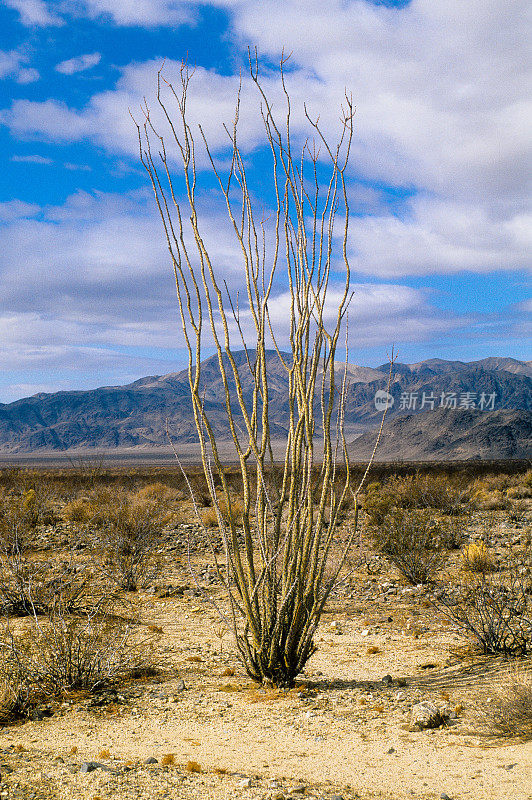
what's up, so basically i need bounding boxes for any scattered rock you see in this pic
[80,761,117,774]
[144,756,158,764]
[238,777,252,788]
[411,701,446,730]
[382,674,393,685]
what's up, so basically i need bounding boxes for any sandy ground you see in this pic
[1,551,531,800]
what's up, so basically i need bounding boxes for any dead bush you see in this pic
[482,671,532,739]
[93,493,168,591]
[0,598,151,697]
[368,508,450,585]
[434,554,532,655]
[0,502,90,616]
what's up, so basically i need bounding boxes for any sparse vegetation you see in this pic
[0,595,150,700]
[482,671,532,740]
[462,541,495,573]
[93,491,169,591]
[367,508,451,585]
[435,553,532,655]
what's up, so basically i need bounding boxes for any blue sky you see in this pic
[0,0,530,403]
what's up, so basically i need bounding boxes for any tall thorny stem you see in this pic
[135,54,374,686]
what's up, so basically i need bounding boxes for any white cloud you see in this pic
[0,49,40,83]
[63,161,92,171]
[63,0,195,27]
[55,52,101,75]
[230,0,531,210]
[348,198,531,277]
[11,153,52,164]
[0,99,95,142]
[0,199,40,221]
[4,0,63,26]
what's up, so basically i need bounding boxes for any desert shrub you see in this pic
[482,671,532,740]
[62,497,94,524]
[0,498,90,616]
[135,482,180,503]
[388,473,464,513]
[363,473,466,530]
[201,494,244,529]
[523,470,532,489]
[363,487,394,526]
[473,489,509,511]
[0,599,150,698]
[508,499,529,524]
[507,484,532,499]
[93,493,168,591]
[462,542,495,574]
[368,508,450,584]
[201,506,218,529]
[435,554,532,655]
[475,473,513,493]
[0,486,56,529]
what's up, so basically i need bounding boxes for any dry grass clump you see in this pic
[462,542,495,573]
[62,497,94,524]
[482,671,532,740]
[92,492,169,591]
[135,482,181,503]
[201,495,244,529]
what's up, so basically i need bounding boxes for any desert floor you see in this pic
[1,532,531,800]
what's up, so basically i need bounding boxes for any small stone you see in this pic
[144,757,158,764]
[411,701,445,730]
[290,785,306,794]
[387,747,396,754]
[174,678,186,693]
[238,777,252,788]
[80,762,98,773]
[382,674,393,685]
[361,629,370,636]
[80,761,116,774]
[440,794,452,800]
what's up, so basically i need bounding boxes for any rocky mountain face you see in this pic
[0,352,530,458]
[349,408,531,461]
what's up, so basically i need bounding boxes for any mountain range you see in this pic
[0,354,530,459]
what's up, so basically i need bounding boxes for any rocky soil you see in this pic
[0,510,531,800]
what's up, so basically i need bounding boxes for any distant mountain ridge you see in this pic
[0,353,530,458]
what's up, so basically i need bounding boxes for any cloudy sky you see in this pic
[0,0,530,404]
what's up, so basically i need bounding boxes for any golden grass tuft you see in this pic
[462,541,495,573]
[160,753,175,766]
[98,749,110,760]
[185,760,202,773]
